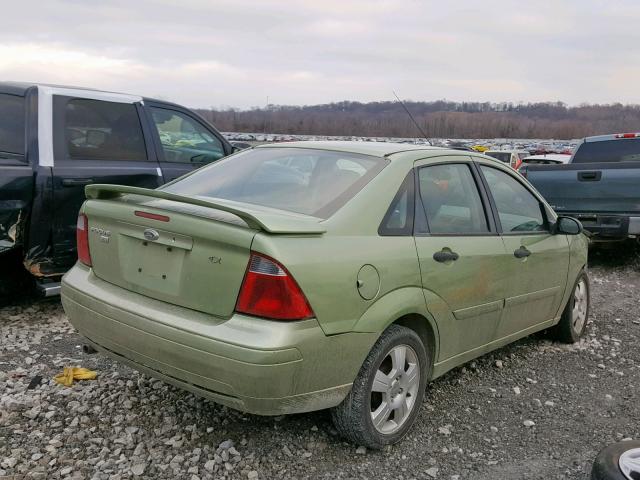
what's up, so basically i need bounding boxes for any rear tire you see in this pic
[551,270,590,343]
[591,440,640,480]
[331,324,429,449]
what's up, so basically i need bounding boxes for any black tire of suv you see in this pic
[591,440,640,480]
[331,324,429,450]
[551,269,590,344]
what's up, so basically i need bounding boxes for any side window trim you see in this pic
[135,103,160,165]
[476,162,551,235]
[378,169,415,236]
[470,161,501,234]
[414,160,497,237]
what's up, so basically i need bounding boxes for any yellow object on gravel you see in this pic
[54,367,97,387]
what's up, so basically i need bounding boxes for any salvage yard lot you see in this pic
[1,245,639,480]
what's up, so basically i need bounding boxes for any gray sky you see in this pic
[2,0,639,109]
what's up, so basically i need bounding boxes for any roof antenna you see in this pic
[393,90,429,143]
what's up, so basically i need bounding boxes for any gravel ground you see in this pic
[1,243,639,480]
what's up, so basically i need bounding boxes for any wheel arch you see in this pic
[351,286,440,378]
[391,313,437,379]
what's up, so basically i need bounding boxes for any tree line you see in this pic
[194,101,640,139]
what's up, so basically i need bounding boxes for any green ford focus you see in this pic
[61,142,589,448]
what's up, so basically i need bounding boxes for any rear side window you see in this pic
[151,108,225,164]
[480,166,546,233]
[379,170,414,236]
[64,99,147,161]
[417,163,489,234]
[0,93,25,156]
[572,138,640,163]
[164,147,387,218]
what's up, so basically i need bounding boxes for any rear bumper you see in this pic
[567,213,640,240]
[61,264,377,415]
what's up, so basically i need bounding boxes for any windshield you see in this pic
[163,147,387,218]
[0,93,25,156]
[485,152,511,163]
[573,138,640,163]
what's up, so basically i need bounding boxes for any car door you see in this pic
[50,95,163,271]
[477,162,570,339]
[144,102,230,183]
[0,90,32,255]
[413,156,511,361]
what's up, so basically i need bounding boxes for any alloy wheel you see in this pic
[370,344,420,434]
[572,278,588,333]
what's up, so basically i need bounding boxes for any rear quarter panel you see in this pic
[250,159,426,335]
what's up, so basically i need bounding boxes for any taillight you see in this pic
[235,253,314,321]
[76,213,92,267]
[614,133,640,139]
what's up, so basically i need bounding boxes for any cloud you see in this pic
[1,0,639,108]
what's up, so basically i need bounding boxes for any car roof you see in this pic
[0,80,166,103]
[255,141,445,158]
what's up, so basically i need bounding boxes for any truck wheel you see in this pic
[591,440,640,480]
[331,324,429,449]
[551,270,590,343]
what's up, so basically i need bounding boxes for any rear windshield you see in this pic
[164,147,387,218]
[486,152,511,163]
[573,138,640,163]
[0,93,25,156]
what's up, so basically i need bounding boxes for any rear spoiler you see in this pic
[85,184,326,235]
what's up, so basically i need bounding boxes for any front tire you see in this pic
[552,270,590,343]
[331,324,429,449]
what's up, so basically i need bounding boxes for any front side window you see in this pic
[417,163,488,234]
[151,108,224,164]
[0,93,25,156]
[164,147,386,218]
[65,99,147,161]
[480,166,546,233]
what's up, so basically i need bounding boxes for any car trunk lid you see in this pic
[82,185,325,317]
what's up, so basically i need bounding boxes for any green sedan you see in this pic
[61,142,589,448]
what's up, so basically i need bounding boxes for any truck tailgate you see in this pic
[525,162,640,214]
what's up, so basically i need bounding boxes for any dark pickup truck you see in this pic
[0,82,236,295]
[521,133,640,242]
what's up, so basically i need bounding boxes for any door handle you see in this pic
[513,246,531,258]
[62,178,93,187]
[577,171,601,182]
[433,249,459,263]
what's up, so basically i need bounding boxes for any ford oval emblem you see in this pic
[143,229,160,241]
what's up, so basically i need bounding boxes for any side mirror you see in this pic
[555,216,583,235]
[230,141,251,152]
